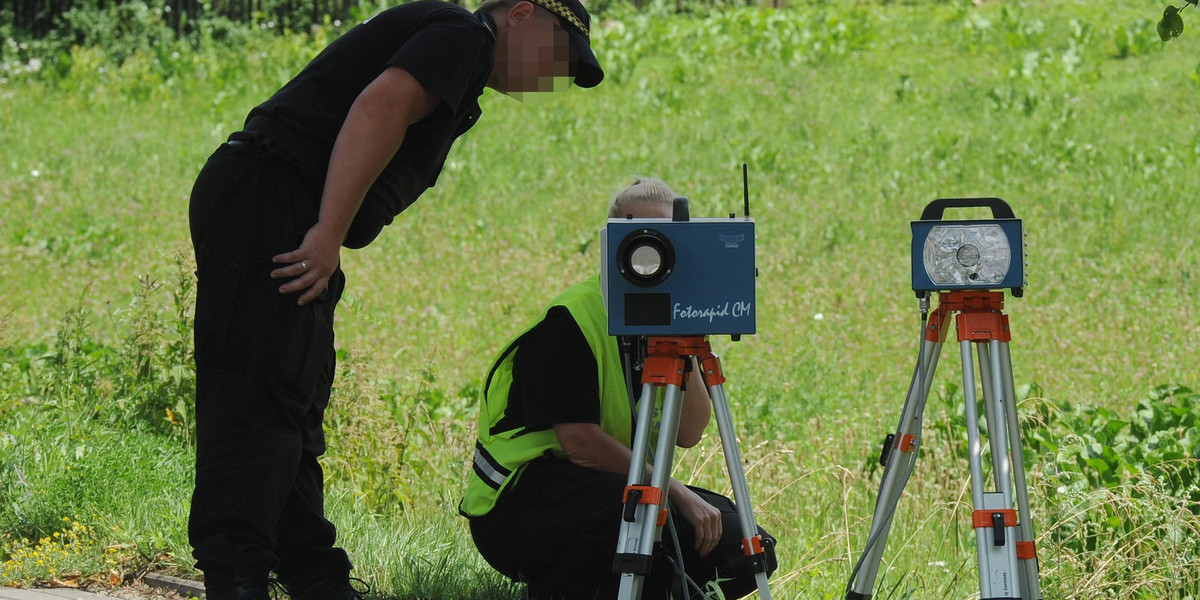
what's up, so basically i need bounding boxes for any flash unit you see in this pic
[911,198,1026,297]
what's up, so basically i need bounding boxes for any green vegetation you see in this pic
[2,1,1199,598]
[1157,0,1197,41]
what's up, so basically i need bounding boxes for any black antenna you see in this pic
[742,163,751,218]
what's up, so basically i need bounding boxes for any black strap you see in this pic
[619,336,645,426]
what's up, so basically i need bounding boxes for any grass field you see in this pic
[2,1,1199,598]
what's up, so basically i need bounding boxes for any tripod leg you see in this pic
[707,379,773,600]
[616,381,686,600]
[962,340,1022,600]
[977,343,1009,492]
[997,342,1042,600]
[615,382,660,600]
[846,337,942,600]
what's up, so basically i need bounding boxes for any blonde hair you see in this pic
[608,177,677,219]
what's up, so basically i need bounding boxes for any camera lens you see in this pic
[617,229,674,287]
[629,245,664,276]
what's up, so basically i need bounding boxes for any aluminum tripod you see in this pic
[613,336,773,600]
[846,291,1042,600]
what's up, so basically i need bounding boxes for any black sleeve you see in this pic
[387,16,492,114]
[512,306,602,431]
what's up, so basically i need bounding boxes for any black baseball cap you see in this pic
[526,0,604,88]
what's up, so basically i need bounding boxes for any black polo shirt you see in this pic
[511,306,605,431]
[246,0,496,248]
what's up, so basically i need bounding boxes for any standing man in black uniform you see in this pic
[186,1,603,599]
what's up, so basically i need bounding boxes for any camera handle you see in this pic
[919,197,1016,221]
[613,336,773,600]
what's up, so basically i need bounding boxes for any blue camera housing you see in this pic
[602,217,756,337]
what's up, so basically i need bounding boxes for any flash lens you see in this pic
[923,224,1011,287]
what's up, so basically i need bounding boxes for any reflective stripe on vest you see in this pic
[472,440,510,490]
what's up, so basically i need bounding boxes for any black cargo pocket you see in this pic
[192,250,254,372]
[268,268,344,402]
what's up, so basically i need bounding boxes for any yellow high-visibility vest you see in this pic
[459,275,633,517]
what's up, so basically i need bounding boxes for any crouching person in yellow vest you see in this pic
[459,177,777,599]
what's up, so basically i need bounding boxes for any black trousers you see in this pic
[469,457,777,600]
[187,135,351,581]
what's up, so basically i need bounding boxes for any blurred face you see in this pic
[631,201,673,219]
[610,199,673,220]
[492,8,575,98]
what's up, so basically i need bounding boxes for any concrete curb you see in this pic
[141,575,204,599]
[0,589,110,600]
[1,574,205,600]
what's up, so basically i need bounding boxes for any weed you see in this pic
[0,517,128,587]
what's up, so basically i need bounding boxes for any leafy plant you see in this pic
[1033,384,1200,499]
[0,257,197,441]
[112,256,197,442]
[1158,0,1199,41]
[1,518,129,586]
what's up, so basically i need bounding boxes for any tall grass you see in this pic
[2,1,1199,598]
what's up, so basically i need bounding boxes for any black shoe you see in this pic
[284,577,369,600]
[203,569,271,600]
